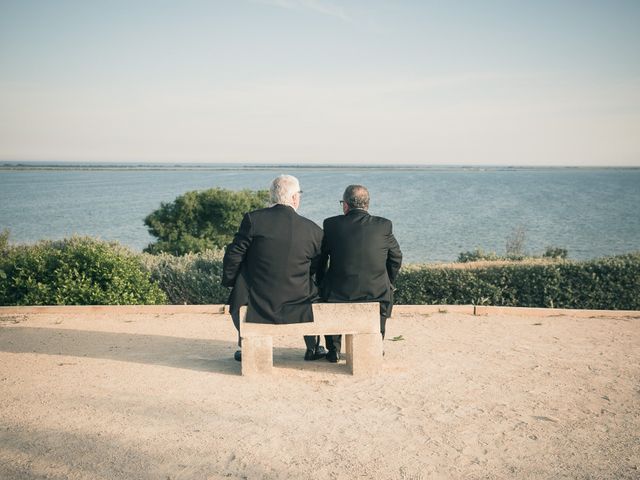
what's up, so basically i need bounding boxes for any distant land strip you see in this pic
[1,162,638,172]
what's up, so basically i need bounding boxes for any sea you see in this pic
[1,163,639,264]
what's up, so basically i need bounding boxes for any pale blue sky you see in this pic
[1,0,639,165]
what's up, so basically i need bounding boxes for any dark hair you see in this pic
[343,184,369,210]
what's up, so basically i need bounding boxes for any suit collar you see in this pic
[346,208,369,217]
[272,204,296,213]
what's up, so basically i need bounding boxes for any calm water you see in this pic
[1,165,639,263]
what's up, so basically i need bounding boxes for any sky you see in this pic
[0,0,639,166]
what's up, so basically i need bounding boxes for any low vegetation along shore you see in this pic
[1,235,638,310]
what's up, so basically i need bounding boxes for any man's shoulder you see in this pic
[323,214,343,225]
[245,206,274,218]
[249,207,321,238]
[248,205,299,220]
[322,215,347,232]
[250,206,319,226]
[295,214,323,245]
[370,216,394,235]
[296,213,322,232]
[323,213,393,227]
[368,214,393,225]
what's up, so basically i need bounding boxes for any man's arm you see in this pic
[221,213,252,287]
[386,221,402,285]
[309,230,324,280]
[314,221,330,286]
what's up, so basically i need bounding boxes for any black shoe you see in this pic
[304,346,327,361]
[326,348,340,363]
[234,350,242,362]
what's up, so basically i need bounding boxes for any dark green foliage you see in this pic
[142,251,639,309]
[457,247,567,263]
[2,232,637,310]
[459,227,561,263]
[457,249,501,263]
[144,188,269,255]
[543,246,569,259]
[394,253,640,310]
[0,228,9,251]
[0,237,166,305]
[141,250,229,304]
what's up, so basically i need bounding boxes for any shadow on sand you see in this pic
[272,339,352,376]
[0,327,351,376]
[0,327,244,376]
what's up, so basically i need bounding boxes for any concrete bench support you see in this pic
[240,302,382,376]
[241,336,274,375]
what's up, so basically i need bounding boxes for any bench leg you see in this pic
[348,333,382,376]
[241,336,273,376]
[345,334,354,364]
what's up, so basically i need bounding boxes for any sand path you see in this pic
[1,309,638,479]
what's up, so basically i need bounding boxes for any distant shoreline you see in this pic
[1,161,638,172]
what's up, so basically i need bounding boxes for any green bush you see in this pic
[0,237,166,305]
[0,228,9,251]
[543,246,569,259]
[140,250,639,310]
[144,188,269,255]
[141,249,229,304]
[457,249,501,263]
[395,253,640,310]
[2,233,637,310]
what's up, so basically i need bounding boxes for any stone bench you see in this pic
[239,302,382,376]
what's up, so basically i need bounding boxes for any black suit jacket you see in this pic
[317,209,402,317]
[222,204,323,324]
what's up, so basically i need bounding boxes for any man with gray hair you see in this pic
[222,175,326,362]
[317,184,403,363]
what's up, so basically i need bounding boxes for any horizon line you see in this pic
[1,160,639,169]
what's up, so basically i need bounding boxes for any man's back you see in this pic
[223,204,323,324]
[317,185,402,363]
[319,209,402,308]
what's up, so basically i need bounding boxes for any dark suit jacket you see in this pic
[316,209,402,317]
[222,204,323,324]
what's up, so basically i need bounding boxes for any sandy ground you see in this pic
[0,309,638,480]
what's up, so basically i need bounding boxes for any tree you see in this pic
[144,188,269,255]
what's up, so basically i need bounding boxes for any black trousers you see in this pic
[230,309,320,350]
[325,315,387,353]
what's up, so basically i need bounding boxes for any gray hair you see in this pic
[270,175,300,206]
[343,184,369,210]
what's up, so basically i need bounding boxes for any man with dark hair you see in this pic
[317,184,403,363]
[222,174,326,362]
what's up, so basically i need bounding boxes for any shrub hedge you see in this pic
[1,236,638,310]
[0,237,166,305]
[394,253,640,310]
[140,249,229,305]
